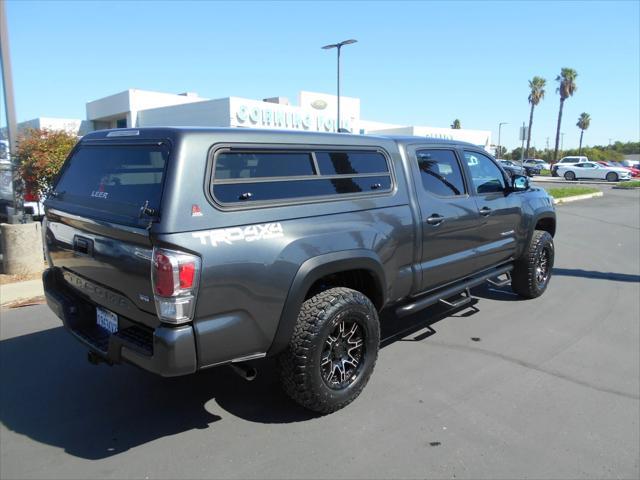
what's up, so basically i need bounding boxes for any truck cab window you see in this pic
[415,149,466,196]
[464,151,506,194]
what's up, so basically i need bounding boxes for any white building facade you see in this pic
[16,88,493,151]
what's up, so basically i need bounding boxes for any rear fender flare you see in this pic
[266,250,386,356]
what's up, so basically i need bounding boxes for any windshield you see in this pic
[50,143,169,226]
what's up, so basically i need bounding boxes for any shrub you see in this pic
[16,128,77,198]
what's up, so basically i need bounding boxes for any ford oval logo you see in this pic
[311,99,328,110]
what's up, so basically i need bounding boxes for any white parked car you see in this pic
[524,158,551,170]
[551,156,589,176]
[557,162,631,182]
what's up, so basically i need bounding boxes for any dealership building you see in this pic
[10,88,493,150]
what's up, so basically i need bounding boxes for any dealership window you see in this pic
[212,149,391,204]
[464,151,505,194]
[415,149,466,196]
[116,118,127,129]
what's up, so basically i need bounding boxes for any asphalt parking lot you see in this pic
[1,186,639,479]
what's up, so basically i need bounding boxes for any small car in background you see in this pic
[499,159,540,177]
[524,158,551,171]
[557,161,631,182]
[597,161,640,178]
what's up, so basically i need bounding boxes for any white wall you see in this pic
[128,89,208,127]
[86,91,131,121]
[9,117,91,136]
[86,89,209,128]
[367,125,492,151]
[137,98,230,127]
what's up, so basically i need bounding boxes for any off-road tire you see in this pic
[511,230,554,299]
[278,287,380,414]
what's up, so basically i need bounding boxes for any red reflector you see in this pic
[191,204,202,217]
[154,252,174,296]
[24,192,38,202]
[179,262,195,289]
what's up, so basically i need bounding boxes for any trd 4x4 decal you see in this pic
[192,222,284,247]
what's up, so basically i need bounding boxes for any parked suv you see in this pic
[43,128,556,413]
[551,156,588,176]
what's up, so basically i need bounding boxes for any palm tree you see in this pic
[525,76,546,158]
[553,68,578,162]
[576,112,591,155]
[451,119,461,129]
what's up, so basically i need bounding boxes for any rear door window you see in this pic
[50,143,169,225]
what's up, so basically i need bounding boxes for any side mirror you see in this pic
[511,174,529,191]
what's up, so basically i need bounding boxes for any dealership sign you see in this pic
[231,102,353,133]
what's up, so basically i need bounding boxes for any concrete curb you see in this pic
[553,191,603,205]
[0,279,44,307]
[612,186,640,190]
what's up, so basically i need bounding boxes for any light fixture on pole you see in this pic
[321,39,357,133]
[497,122,508,159]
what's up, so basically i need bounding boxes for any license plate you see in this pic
[96,307,118,334]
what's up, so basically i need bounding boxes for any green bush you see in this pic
[16,128,77,197]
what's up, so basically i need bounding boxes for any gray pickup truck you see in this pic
[42,127,556,413]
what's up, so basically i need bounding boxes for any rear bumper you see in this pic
[43,268,197,377]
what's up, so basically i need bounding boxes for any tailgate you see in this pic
[44,210,158,326]
[43,140,171,327]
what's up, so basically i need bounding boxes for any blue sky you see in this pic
[3,0,639,150]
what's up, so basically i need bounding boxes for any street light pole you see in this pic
[0,0,23,220]
[322,39,357,132]
[497,122,508,159]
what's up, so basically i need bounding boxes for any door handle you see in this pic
[426,214,445,225]
[479,207,492,216]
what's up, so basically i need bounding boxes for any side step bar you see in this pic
[396,264,514,318]
[439,288,472,309]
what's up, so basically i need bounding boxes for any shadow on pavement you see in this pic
[553,268,640,283]
[0,325,317,460]
[0,299,480,460]
[470,283,524,302]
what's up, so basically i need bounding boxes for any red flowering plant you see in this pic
[15,128,78,200]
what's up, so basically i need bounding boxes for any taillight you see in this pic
[151,247,201,324]
[179,262,195,289]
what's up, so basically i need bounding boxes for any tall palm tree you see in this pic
[576,112,591,155]
[553,68,578,161]
[526,76,546,158]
